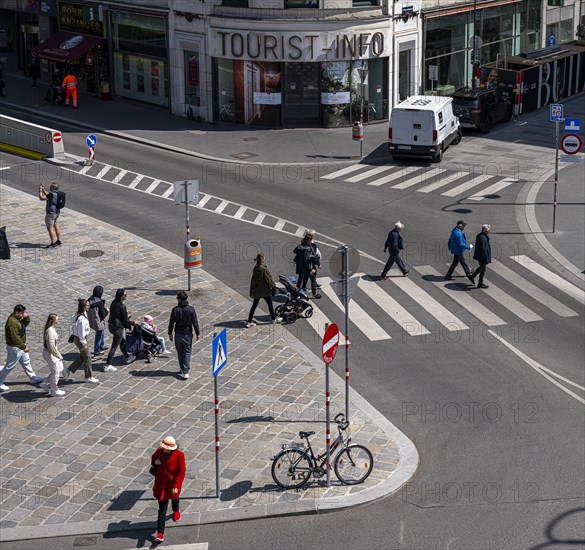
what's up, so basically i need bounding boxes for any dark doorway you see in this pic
[284,62,320,122]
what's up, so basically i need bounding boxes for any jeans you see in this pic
[0,346,37,385]
[42,349,63,392]
[381,251,407,277]
[471,262,487,285]
[68,336,93,378]
[106,327,128,365]
[93,329,105,356]
[446,254,471,278]
[174,332,193,373]
[157,336,167,352]
[247,297,276,322]
[298,272,318,294]
[157,498,180,534]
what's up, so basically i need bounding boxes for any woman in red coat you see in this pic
[152,436,186,543]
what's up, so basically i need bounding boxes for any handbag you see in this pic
[68,334,75,344]
[149,463,158,476]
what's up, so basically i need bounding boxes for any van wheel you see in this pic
[453,131,462,146]
[431,145,443,163]
[482,118,493,134]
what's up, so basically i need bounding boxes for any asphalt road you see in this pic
[1,106,584,550]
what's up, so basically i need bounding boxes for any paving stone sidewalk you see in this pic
[0,184,417,542]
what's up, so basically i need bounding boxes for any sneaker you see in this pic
[101,346,109,351]
[62,369,70,382]
[85,377,99,383]
[273,317,283,324]
[103,365,117,372]
[245,321,255,328]
[30,375,45,384]
[315,283,323,289]
[181,372,189,379]
[48,242,57,248]
[403,270,411,277]
[40,382,51,394]
[162,350,172,355]
[467,274,476,284]
[126,354,136,364]
[0,384,9,392]
[380,275,389,280]
[154,532,164,543]
[51,390,66,397]
[173,510,181,522]
[478,284,489,289]
[313,293,322,299]
[444,276,455,281]
[55,240,62,246]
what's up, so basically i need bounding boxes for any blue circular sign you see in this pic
[86,134,97,147]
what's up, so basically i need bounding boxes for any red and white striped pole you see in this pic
[325,355,331,488]
[213,333,221,498]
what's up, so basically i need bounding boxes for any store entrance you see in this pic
[284,62,320,122]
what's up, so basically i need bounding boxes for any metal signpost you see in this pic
[560,118,582,164]
[212,329,228,498]
[85,134,96,164]
[357,67,368,159]
[329,245,360,421]
[174,180,199,290]
[322,323,339,488]
[550,104,564,233]
[429,65,438,95]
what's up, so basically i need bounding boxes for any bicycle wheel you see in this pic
[334,444,373,485]
[271,449,312,489]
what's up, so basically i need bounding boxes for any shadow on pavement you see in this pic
[220,480,252,502]
[530,507,585,550]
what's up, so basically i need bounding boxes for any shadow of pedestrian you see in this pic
[11,242,48,249]
[0,388,46,402]
[220,480,252,502]
[102,519,158,549]
[107,489,145,511]
[128,369,180,378]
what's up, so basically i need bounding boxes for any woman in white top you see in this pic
[63,299,98,383]
[40,313,65,397]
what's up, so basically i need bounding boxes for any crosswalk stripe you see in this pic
[161,185,174,199]
[384,276,469,331]
[215,199,230,213]
[490,262,578,317]
[391,168,433,190]
[346,165,390,183]
[467,178,517,201]
[415,266,506,326]
[79,164,93,175]
[196,194,212,207]
[511,255,585,304]
[113,169,128,183]
[145,179,161,194]
[274,219,286,231]
[417,170,466,193]
[305,303,347,346]
[441,174,490,197]
[95,165,111,179]
[254,213,266,224]
[455,267,543,323]
[366,166,409,187]
[295,226,305,237]
[357,277,430,336]
[234,206,247,219]
[320,164,364,180]
[128,175,143,188]
[318,278,390,341]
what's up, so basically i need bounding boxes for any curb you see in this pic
[0,184,419,543]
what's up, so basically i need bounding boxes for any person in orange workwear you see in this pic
[61,71,78,108]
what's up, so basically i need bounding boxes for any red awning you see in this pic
[32,31,102,63]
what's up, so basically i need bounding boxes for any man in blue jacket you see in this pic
[445,220,474,281]
[469,224,492,289]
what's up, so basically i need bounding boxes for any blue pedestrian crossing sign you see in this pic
[86,134,97,147]
[565,118,581,134]
[212,328,227,377]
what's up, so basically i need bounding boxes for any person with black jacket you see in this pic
[469,224,492,289]
[88,285,109,360]
[104,288,135,370]
[168,291,200,380]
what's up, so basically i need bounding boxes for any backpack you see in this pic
[55,191,66,210]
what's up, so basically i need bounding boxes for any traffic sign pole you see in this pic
[325,351,331,488]
[553,120,559,233]
[212,329,228,499]
[214,372,220,498]
[342,246,350,421]
[183,183,191,291]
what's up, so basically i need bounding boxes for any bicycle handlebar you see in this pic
[334,413,350,431]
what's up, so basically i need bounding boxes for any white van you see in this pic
[388,95,462,162]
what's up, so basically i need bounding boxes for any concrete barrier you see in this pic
[0,114,66,160]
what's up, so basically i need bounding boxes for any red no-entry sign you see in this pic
[322,323,340,364]
[52,131,62,143]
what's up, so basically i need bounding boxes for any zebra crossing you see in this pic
[294,257,583,344]
[320,163,520,200]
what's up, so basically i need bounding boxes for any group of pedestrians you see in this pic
[380,219,492,289]
[0,289,201,395]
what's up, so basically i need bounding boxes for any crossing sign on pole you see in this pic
[564,118,581,134]
[212,328,227,377]
[86,134,97,147]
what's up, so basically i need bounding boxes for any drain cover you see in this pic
[73,536,98,547]
[242,137,259,142]
[230,152,259,159]
[79,249,104,258]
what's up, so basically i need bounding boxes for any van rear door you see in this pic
[411,111,433,146]
[390,109,414,145]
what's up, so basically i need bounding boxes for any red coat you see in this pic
[151,448,186,501]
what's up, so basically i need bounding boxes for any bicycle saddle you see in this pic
[299,431,315,439]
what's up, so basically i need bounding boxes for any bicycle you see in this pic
[271,413,373,489]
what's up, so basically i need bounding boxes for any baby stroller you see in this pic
[275,275,314,324]
[125,324,161,363]
[44,84,64,105]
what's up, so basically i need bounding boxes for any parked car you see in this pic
[451,88,513,133]
[388,95,462,163]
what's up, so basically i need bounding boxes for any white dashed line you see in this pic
[197,194,212,208]
[254,213,266,224]
[234,206,247,219]
[128,175,143,188]
[161,185,174,199]
[215,199,230,213]
[274,219,286,231]
[113,169,128,183]
[95,165,111,179]
[144,179,162,194]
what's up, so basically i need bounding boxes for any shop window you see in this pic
[352,0,377,5]
[285,0,319,7]
[185,51,201,119]
[112,12,167,59]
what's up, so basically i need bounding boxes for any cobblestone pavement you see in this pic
[0,184,417,542]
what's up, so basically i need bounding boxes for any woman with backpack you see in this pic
[104,289,135,370]
[63,299,98,384]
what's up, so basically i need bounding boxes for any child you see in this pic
[141,315,171,355]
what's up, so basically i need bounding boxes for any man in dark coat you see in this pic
[381,221,410,279]
[469,224,492,289]
[168,291,200,379]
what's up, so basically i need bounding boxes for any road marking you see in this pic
[254,213,266,224]
[95,165,111,179]
[441,174,488,197]
[415,266,506,326]
[490,261,578,317]
[304,303,347,346]
[318,277,390,341]
[126,544,209,550]
[391,168,431,190]
[455,267,543,323]
[215,199,230,213]
[79,164,93,175]
[357,277,430,336]
[113,169,129,183]
[320,164,365,180]
[345,165,390,183]
[196,194,212,208]
[128,174,143,188]
[467,178,517,201]
[274,219,286,231]
[488,330,585,404]
[295,226,306,237]
[234,206,247,219]
[161,185,174,199]
[366,166,409,187]
[417,170,468,193]
[384,276,469,331]
[144,179,162,194]
[511,255,585,304]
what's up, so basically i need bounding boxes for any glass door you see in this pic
[284,62,320,122]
